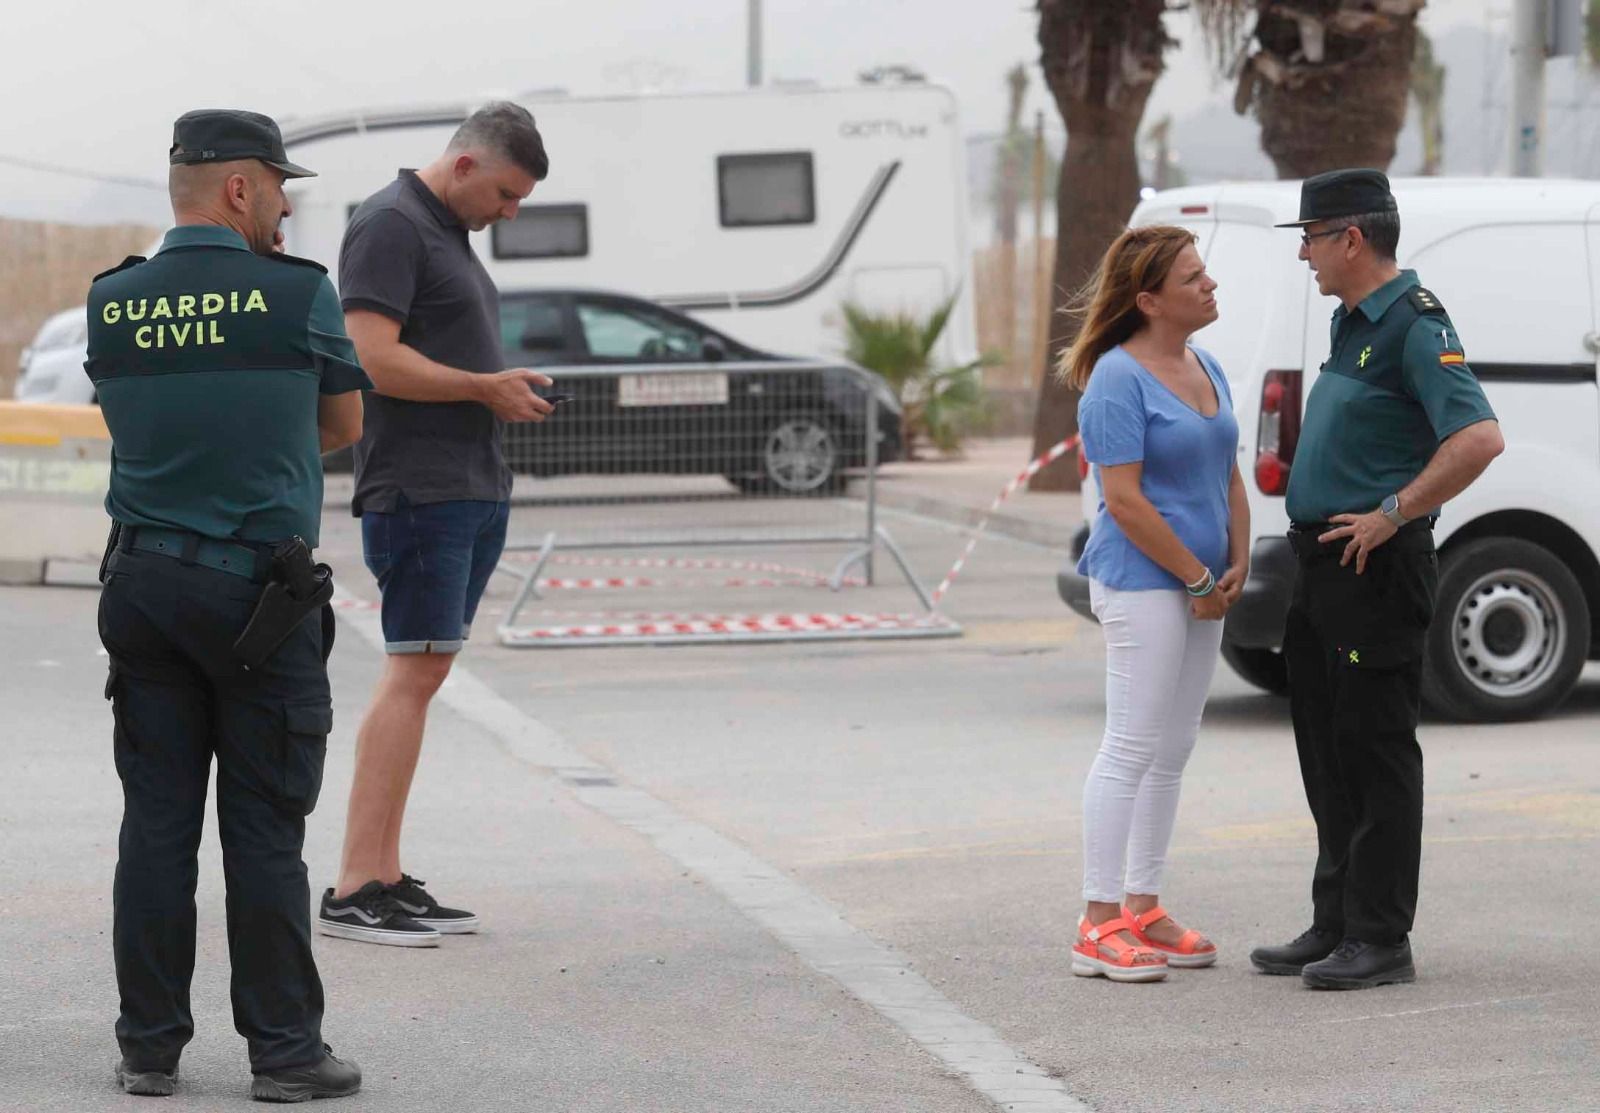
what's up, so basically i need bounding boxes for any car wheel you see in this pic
[1422,537,1589,722]
[1220,641,1290,695]
[756,414,841,495]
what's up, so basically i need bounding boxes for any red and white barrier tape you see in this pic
[535,574,865,591]
[505,611,958,641]
[930,434,1080,607]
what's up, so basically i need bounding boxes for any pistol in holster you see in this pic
[233,536,335,671]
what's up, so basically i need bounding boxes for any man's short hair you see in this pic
[448,101,549,181]
[1335,210,1401,262]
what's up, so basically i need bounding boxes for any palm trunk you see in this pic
[1029,0,1168,491]
[1242,3,1422,178]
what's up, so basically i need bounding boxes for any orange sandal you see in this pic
[1071,914,1169,982]
[1123,905,1217,968]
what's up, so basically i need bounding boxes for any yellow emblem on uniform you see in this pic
[1348,650,1360,665]
[1358,346,1372,368]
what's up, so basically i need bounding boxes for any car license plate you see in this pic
[617,372,729,408]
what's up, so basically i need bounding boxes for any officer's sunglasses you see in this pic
[1300,226,1348,247]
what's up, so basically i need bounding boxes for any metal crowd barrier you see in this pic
[490,361,959,646]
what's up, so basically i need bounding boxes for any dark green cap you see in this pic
[1276,168,1395,228]
[168,109,315,179]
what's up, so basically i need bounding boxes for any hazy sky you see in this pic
[0,0,1492,226]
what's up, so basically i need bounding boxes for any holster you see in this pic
[233,536,335,671]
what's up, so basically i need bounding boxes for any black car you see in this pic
[497,289,900,493]
[324,290,901,493]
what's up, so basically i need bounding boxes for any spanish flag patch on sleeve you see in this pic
[1439,351,1466,366]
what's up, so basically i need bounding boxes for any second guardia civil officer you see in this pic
[88,109,372,1100]
[1249,170,1503,990]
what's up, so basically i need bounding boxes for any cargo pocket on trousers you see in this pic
[282,700,332,815]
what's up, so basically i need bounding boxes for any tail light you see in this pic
[1254,369,1302,495]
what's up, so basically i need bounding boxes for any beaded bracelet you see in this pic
[1185,568,1216,597]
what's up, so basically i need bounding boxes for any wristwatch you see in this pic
[1381,493,1409,528]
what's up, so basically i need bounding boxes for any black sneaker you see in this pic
[318,881,440,947]
[1301,938,1416,990]
[250,1045,360,1103]
[388,874,479,934]
[115,1059,177,1096]
[1249,925,1340,975]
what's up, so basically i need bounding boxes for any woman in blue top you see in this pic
[1061,225,1249,983]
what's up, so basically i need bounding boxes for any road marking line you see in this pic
[336,590,1090,1113]
[1323,992,1564,1025]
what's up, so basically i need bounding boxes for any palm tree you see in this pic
[840,295,994,459]
[1028,0,1172,492]
[1196,0,1427,178]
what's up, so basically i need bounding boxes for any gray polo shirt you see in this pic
[339,169,509,515]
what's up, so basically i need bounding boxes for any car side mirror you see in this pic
[702,337,726,363]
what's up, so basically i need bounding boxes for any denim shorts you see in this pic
[361,497,510,654]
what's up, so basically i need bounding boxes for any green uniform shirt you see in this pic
[1286,269,1497,524]
[85,226,372,547]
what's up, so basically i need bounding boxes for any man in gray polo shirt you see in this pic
[320,102,552,946]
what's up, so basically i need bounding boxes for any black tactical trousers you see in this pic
[1282,522,1439,945]
[98,546,332,1073]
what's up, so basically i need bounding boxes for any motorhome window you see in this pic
[500,296,568,356]
[717,152,815,227]
[577,300,704,361]
[492,204,590,259]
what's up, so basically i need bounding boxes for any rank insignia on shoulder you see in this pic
[93,255,146,282]
[1407,287,1446,315]
[266,251,328,274]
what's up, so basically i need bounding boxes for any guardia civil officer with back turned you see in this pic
[1249,170,1504,991]
[88,109,372,1101]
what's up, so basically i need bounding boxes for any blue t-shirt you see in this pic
[1076,345,1239,591]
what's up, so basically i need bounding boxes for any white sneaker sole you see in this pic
[415,915,479,934]
[317,919,441,948]
[1071,954,1168,982]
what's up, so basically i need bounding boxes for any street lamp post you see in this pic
[1508,0,1545,176]
[748,0,763,87]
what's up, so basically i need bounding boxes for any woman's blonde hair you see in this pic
[1055,225,1199,391]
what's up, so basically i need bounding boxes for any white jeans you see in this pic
[1082,580,1224,903]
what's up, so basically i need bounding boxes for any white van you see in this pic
[1060,177,1600,722]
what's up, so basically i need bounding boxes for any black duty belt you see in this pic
[1287,516,1436,560]
[118,525,273,582]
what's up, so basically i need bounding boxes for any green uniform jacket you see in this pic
[1286,269,1497,524]
[84,226,372,547]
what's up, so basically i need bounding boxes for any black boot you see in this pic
[1301,938,1415,990]
[116,1059,177,1097]
[250,1046,361,1103]
[1249,926,1339,975]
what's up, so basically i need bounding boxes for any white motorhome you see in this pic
[1061,178,1600,722]
[274,83,976,364]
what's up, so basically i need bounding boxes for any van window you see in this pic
[492,204,590,260]
[717,152,815,228]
